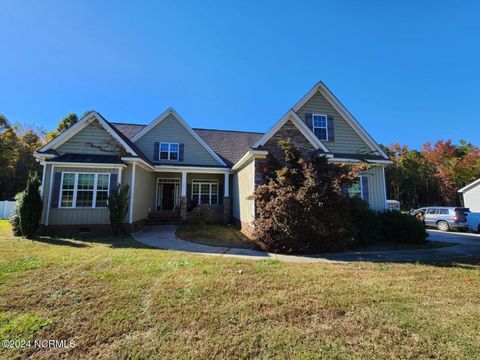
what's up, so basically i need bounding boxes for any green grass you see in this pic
[1,222,480,359]
[176,224,261,250]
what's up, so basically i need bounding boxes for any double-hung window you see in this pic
[191,180,218,205]
[60,172,110,208]
[160,143,179,161]
[313,114,328,141]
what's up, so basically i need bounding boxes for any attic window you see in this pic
[160,143,179,161]
[313,114,328,141]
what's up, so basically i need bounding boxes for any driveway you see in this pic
[132,225,480,263]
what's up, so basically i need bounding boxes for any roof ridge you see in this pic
[193,127,264,134]
[110,121,146,126]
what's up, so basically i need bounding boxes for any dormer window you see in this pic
[160,143,179,161]
[312,114,328,141]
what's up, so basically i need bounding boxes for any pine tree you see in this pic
[18,172,43,238]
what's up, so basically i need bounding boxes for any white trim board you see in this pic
[131,107,227,167]
[252,110,330,153]
[292,81,389,160]
[458,178,480,193]
[37,111,138,156]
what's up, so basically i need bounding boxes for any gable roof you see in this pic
[193,128,263,166]
[252,109,330,152]
[130,107,227,167]
[458,179,480,193]
[110,122,145,138]
[292,81,389,160]
[37,111,139,157]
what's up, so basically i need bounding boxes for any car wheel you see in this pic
[437,221,450,232]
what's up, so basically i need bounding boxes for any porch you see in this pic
[129,166,230,225]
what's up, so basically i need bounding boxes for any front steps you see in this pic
[146,210,180,224]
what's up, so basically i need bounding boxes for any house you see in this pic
[459,179,480,212]
[34,81,391,235]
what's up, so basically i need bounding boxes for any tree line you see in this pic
[382,140,480,209]
[1,111,479,209]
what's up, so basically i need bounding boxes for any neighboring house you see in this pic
[459,179,480,212]
[34,81,391,235]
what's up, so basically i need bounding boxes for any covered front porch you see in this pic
[127,162,231,225]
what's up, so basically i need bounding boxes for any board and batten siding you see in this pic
[56,120,125,156]
[43,166,121,225]
[134,114,219,166]
[232,160,255,224]
[296,91,374,154]
[132,165,156,222]
[360,165,387,211]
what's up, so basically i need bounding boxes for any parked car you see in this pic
[410,207,470,231]
[386,200,401,211]
[465,211,480,233]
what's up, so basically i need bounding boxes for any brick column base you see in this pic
[223,197,231,224]
[180,197,187,220]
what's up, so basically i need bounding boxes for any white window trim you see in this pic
[312,114,328,141]
[191,179,219,205]
[59,172,111,209]
[159,142,180,161]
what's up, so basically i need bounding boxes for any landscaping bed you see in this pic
[176,224,260,250]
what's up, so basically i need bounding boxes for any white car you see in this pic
[466,211,480,233]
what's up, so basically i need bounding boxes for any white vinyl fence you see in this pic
[0,201,16,219]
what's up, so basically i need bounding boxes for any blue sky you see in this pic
[1,0,479,149]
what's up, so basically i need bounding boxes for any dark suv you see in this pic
[411,207,470,231]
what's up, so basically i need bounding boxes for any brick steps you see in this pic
[147,210,180,224]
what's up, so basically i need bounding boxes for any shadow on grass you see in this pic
[31,234,155,250]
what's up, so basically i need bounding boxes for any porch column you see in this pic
[223,173,230,224]
[180,171,187,220]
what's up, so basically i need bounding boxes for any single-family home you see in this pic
[34,81,391,235]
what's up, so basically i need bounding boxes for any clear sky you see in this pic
[1,0,479,149]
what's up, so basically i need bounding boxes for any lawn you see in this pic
[176,223,260,250]
[1,223,480,359]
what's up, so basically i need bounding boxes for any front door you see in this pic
[162,183,175,210]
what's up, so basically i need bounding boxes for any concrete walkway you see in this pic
[132,225,480,263]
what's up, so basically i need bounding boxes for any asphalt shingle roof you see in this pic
[110,122,263,167]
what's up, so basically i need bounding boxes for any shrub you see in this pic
[108,184,130,236]
[348,196,383,246]
[251,140,363,254]
[190,206,217,228]
[378,211,426,244]
[9,192,24,236]
[13,173,43,239]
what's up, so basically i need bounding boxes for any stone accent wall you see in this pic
[261,120,316,161]
[223,197,231,224]
[179,197,187,220]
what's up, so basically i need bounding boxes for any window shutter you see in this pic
[179,143,184,161]
[153,142,159,161]
[305,113,313,131]
[51,172,62,208]
[361,176,369,203]
[327,115,334,141]
[109,174,118,195]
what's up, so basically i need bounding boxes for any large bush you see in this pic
[348,196,383,246]
[378,211,426,244]
[251,140,363,254]
[10,172,43,238]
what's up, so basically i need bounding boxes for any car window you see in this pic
[426,209,437,214]
[438,209,449,215]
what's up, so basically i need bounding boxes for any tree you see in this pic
[45,112,78,142]
[0,114,18,199]
[251,140,364,254]
[108,184,130,235]
[17,172,43,238]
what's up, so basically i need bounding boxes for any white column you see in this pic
[118,167,122,185]
[181,171,187,197]
[224,173,230,197]
[40,162,46,197]
[128,163,136,224]
[45,165,54,226]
